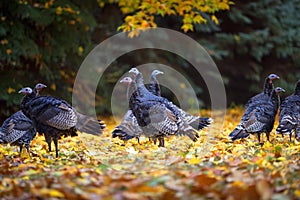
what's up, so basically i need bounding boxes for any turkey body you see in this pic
[230,87,284,142]
[0,110,36,154]
[19,88,105,157]
[128,69,200,147]
[114,69,211,146]
[276,80,300,141]
[112,70,164,143]
[0,84,46,155]
[229,74,280,140]
[148,69,212,132]
[146,69,212,145]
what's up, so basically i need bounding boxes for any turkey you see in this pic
[148,69,212,131]
[119,77,173,147]
[0,83,47,155]
[125,68,200,147]
[130,68,212,142]
[276,80,300,141]
[0,111,36,155]
[148,69,212,143]
[19,87,106,157]
[229,87,285,143]
[229,74,279,140]
[147,69,165,144]
[112,70,164,143]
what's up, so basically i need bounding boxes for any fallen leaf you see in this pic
[188,157,201,164]
[256,180,273,199]
[39,188,65,198]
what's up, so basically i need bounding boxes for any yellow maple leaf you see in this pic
[7,87,15,94]
[50,83,56,91]
[188,157,201,164]
[294,190,300,197]
[263,141,272,148]
[56,6,63,15]
[39,188,65,198]
[211,15,219,25]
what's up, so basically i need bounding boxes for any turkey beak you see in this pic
[269,74,280,81]
[18,88,27,94]
[276,88,285,94]
[36,83,47,91]
[128,68,135,73]
[120,78,131,84]
[129,68,138,77]
[40,83,47,88]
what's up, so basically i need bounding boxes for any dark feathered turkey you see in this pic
[112,70,164,143]
[19,87,106,157]
[139,68,211,146]
[126,68,200,147]
[276,80,300,141]
[229,74,279,140]
[148,69,212,131]
[148,69,212,145]
[0,83,47,155]
[0,111,36,154]
[229,87,285,143]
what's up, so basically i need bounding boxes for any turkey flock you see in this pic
[229,74,300,143]
[0,68,300,158]
[1,84,105,157]
[113,68,212,147]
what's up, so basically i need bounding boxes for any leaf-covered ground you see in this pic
[0,108,299,200]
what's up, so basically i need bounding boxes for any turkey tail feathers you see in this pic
[185,129,199,142]
[229,126,249,141]
[76,113,106,135]
[276,116,297,135]
[112,128,135,141]
[0,131,5,143]
[190,117,212,130]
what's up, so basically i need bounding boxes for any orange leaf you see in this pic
[256,180,273,199]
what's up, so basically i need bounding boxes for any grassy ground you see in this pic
[0,108,299,199]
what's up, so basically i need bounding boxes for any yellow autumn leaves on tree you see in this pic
[106,0,233,37]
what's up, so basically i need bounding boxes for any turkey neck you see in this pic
[149,74,160,96]
[263,77,273,96]
[127,79,138,101]
[135,73,150,96]
[20,91,37,118]
[149,74,157,85]
[33,88,40,97]
[269,89,280,107]
[295,81,300,95]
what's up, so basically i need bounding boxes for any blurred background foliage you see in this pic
[0,0,299,121]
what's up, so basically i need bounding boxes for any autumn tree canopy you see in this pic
[113,0,233,36]
[0,0,233,118]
